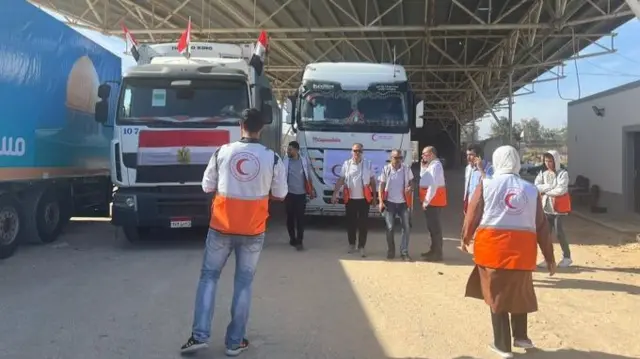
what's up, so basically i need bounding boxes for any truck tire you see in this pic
[122,226,150,243]
[23,187,63,244]
[0,195,23,259]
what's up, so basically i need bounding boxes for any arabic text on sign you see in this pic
[0,137,26,157]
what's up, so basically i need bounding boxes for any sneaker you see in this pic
[558,257,573,268]
[514,338,535,349]
[536,260,546,268]
[180,335,208,354]
[423,252,443,262]
[386,251,395,260]
[488,343,514,358]
[359,248,366,258]
[225,338,249,357]
[400,254,413,262]
[348,245,356,253]
[295,244,304,251]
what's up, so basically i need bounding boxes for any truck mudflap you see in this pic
[111,189,213,228]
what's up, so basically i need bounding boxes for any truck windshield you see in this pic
[298,90,408,133]
[117,78,249,127]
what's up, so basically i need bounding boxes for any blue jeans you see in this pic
[191,229,265,348]
[383,201,411,255]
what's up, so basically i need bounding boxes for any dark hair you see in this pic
[543,152,555,163]
[288,141,300,150]
[466,143,483,157]
[240,108,264,133]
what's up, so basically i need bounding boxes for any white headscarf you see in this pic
[492,145,521,175]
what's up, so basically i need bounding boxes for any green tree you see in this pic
[461,122,480,144]
[520,117,543,141]
[490,116,523,142]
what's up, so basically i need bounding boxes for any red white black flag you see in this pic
[121,23,140,62]
[249,30,268,76]
[177,17,192,58]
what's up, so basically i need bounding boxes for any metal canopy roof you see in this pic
[32,0,634,124]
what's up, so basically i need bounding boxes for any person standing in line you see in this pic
[534,150,573,268]
[461,145,556,359]
[464,143,494,214]
[283,141,315,251]
[419,146,447,262]
[378,149,414,261]
[331,143,376,258]
[180,108,287,356]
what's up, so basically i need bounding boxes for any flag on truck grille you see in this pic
[249,31,268,76]
[121,23,140,62]
[137,130,230,166]
[177,17,192,58]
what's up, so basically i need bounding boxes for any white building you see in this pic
[567,80,640,215]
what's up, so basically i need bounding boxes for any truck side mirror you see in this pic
[262,104,274,124]
[415,100,424,128]
[95,83,111,125]
[285,96,296,125]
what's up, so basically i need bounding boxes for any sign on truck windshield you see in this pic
[117,78,249,127]
[298,86,408,133]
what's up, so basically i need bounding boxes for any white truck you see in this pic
[94,42,281,241]
[285,62,424,217]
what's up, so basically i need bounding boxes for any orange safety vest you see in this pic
[473,174,539,271]
[209,141,285,236]
[419,160,447,207]
[381,164,413,208]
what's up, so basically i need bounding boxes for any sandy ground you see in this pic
[0,170,638,359]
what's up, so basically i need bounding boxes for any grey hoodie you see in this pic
[534,150,569,215]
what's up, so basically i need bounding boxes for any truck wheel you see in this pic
[36,189,63,243]
[0,195,23,259]
[122,226,150,243]
[23,187,63,244]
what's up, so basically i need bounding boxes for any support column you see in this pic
[508,70,514,145]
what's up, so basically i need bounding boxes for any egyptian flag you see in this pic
[177,17,192,58]
[249,31,268,76]
[137,130,230,167]
[121,23,140,62]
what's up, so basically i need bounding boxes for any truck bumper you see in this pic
[111,188,212,228]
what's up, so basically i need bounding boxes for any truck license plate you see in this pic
[170,218,192,228]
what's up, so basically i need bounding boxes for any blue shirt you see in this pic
[467,161,494,197]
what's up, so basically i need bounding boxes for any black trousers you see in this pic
[285,193,307,245]
[345,199,370,248]
[491,311,528,353]
[424,206,443,254]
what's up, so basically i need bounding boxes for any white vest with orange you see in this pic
[419,159,447,207]
[209,141,285,236]
[342,158,374,203]
[474,174,539,271]
[381,163,413,208]
[283,155,314,196]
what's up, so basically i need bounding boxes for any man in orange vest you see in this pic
[180,108,287,356]
[331,143,376,257]
[283,141,315,251]
[461,145,556,358]
[419,146,447,262]
[378,149,414,260]
[534,150,572,268]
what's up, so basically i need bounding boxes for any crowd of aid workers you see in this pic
[178,108,573,359]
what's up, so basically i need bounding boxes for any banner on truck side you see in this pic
[322,149,388,186]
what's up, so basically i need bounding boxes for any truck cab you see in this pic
[94,42,281,241]
[285,62,423,217]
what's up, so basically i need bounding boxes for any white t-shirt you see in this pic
[380,164,414,203]
[340,159,372,199]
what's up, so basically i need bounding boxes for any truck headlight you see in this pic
[114,194,137,210]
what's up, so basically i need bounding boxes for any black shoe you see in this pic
[180,335,208,354]
[420,250,433,258]
[295,244,305,251]
[387,251,395,259]
[225,338,249,356]
[401,254,413,262]
[289,239,296,247]
[423,252,443,262]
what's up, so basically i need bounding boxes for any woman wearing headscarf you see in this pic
[461,145,557,358]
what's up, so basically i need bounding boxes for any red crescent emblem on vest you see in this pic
[331,164,342,177]
[503,187,527,215]
[236,159,248,175]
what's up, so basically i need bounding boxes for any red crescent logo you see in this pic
[230,152,260,182]
[504,193,516,209]
[331,164,342,177]
[236,158,248,176]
